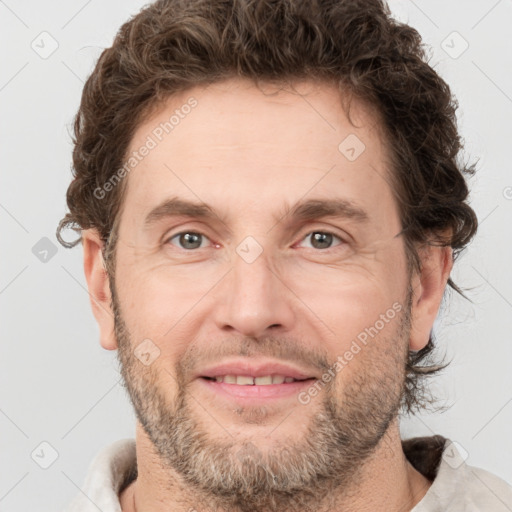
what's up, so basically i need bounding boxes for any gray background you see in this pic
[1,1,511,510]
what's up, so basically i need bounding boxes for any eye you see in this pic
[166,231,211,250]
[297,231,344,250]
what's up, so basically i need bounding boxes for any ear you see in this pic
[82,228,118,351]
[409,243,454,351]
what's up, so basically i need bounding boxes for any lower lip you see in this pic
[198,377,316,402]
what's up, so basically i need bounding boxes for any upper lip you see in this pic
[196,358,317,380]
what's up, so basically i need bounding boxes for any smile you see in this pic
[202,374,309,385]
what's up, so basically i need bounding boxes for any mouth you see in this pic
[198,374,317,401]
[195,358,319,403]
[201,374,312,385]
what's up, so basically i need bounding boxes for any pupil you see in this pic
[181,233,201,249]
[312,232,332,249]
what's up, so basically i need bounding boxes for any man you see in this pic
[58,0,512,511]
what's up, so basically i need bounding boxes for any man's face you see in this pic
[110,78,413,509]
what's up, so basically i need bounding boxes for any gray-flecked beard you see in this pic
[112,280,411,512]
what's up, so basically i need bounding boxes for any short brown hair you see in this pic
[57,0,478,414]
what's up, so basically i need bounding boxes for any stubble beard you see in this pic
[112,281,411,512]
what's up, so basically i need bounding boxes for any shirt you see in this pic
[62,435,512,511]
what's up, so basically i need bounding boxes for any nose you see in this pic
[213,246,296,338]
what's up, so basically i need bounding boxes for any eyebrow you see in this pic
[143,196,369,230]
[279,198,369,225]
[144,197,219,228]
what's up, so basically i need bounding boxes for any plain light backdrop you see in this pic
[1,1,511,510]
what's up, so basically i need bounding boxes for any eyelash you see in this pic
[164,229,346,252]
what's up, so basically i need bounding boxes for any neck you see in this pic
[119,419,432,512]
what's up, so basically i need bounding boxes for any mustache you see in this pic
[178,336,331,375]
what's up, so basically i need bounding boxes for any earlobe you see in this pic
[82,228,118,351]
[409,245,453,351]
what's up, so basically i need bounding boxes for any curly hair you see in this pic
[56,0,478,414]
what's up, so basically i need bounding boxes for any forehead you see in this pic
[120,78,397,234]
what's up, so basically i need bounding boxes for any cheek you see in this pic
[310,281,407,397]
[297,282,400,356]
[291,277,407,397]
[278,229,407,332]
[115,263,221,343]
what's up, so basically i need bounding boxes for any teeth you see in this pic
[236,375,254,385]
[254,376,272,385]
[210,375,300,385]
